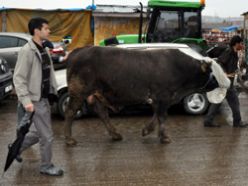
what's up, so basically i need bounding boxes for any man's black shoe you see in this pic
[204,122,221,128]
[15,154,23,163]
[233,122,248,128]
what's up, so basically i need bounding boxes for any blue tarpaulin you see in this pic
[220,25,239,32]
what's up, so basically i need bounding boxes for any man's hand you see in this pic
[63,51,71,61]
[25,103,34,112]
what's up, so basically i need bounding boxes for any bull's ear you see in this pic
[201,61,212,73]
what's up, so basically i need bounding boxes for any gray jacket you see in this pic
[14,40,58,106]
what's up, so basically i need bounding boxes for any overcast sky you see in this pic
[1,0,247,17]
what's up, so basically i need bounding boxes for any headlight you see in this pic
[0,57,10,74]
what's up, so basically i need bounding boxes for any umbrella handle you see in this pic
[25,111,35,120]
[17,111,35,132]
[26,111,35,126]
[29,111,35,120]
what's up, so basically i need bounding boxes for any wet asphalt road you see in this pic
[0,93,248,186]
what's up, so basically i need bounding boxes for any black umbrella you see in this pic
[3,111,34,173]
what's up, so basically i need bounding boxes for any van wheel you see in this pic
[183,93,209,115]
[58,92,87,119]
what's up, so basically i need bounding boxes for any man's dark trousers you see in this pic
[204,87,241,125]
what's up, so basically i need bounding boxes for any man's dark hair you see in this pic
[28,17,48,36]
[229,35,243,47]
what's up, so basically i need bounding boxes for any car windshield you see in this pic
[154,10,181,41]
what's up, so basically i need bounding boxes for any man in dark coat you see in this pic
[204,35,248,128]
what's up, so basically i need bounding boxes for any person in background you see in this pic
[204,35,248,128]
[42,39,70,63]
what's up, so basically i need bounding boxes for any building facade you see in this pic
[93,5,148,45]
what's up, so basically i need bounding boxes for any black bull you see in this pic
[64,46,220,145]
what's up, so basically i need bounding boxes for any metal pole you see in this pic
[1,10,7,32]
[138,2,143,43]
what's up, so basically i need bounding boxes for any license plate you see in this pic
[5,84,13,93]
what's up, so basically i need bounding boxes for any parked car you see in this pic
[54,43,210,118]
[0,32,66,71]
[0,57,13,101]
[0,32,30,71]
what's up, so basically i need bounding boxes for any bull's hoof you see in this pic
[65,137,78,146]
[111,133,123,141]
[160,136,171,144]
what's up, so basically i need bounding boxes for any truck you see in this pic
[99,0,207,53]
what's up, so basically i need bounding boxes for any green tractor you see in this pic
[99,0,207,53]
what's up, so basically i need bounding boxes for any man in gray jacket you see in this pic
[14,17,63,176]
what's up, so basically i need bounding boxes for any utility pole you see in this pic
[1,10,7,32]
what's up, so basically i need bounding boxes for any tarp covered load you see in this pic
[220,25,239,33]
[0,9,94,50]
